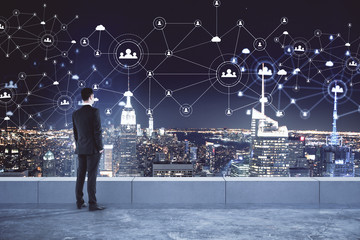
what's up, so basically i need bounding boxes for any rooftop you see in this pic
[0,177,359,239]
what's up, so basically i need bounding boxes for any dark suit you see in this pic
[72,105,103,206]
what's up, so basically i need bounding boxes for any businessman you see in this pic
[72,88,105,211]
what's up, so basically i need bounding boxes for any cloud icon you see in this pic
[119,101,126,106]
[72,75,79,80]
[325,61,334,67]
[242,48,250,54]
[211,36,221,43]
[71,40,76,44]
[6,111,13,116]
[94,97,99,102]
[258,66,272,76]
[283,31,289,35]
[277,69,287,76]
[95,25,105,31]
[293,68,301,74]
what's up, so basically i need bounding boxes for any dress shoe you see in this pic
[77,202,87,209]
[89,204,106,211]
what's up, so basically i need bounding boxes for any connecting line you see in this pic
[191,83,213,107]
[264,23,282,41]
[270,76,284,95]
[161,29,170,50]
[152,56,169,72]
[308,96,326,112]
[220,25,237,39]
[97,67,118,86]
[216,42,225,62]
[172,27,196,52]
[149,77,151,109]
[139,28,155,44]
[111,95,125,109]
[227,87,230,109]
[132,76,150,93]
[172,55,216,71]
[97,30,101,50]
[152,96,167,110]
[100,88,124,95]
[155,73,210,75]
[173,77,214,92]
[104,29,119,44]
[174,40,211,54]
[240,26,257,40]
[296,92,323,101]
[215,5,218,36]
[338,109,359,118]
[132,95,147,110]
[42,108,59,124]
[233,27,241,57]
[233,101,258,112]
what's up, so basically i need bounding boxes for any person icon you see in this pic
[93,85,98,90]
[0,24,4,30]
[258,42,262,47]
[157,20,162,26]
[221,72,226,78]
[82,39,87,44]
[125,49,132,58]
[106,109,111,115]
[119,52,124,58]
[167,51,171,56]
[133,52,137,58]
[184,107,189,113]
[214,1,219,6]
[196,21,200,26]
[95,51,100,56]
[222,69,236,78]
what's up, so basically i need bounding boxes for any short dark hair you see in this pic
[81,88,93,101]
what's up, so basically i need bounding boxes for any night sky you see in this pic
[1,0,360,131]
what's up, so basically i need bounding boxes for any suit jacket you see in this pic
[72,105,103,155]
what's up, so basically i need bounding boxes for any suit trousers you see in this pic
[75,153,101,205]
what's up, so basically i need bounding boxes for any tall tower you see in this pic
[330,82,342,146]
[249,63,289,177]
[148,114,153,138]
[116,90,140,176]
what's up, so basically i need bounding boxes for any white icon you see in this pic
[231,57,237,64]
[294,45,305,52]
[6,111,13,116]
[293,68,301,74]
[242,48,250,54]
[211,36,221,42]
[345,51,350,56]
[71,40,76,44]
[0,92,11,99]
[53,81,59,85]
[282,18,287,23]
[95,25,105,31]
[258,66,272,76]
[221,69,236,78]
[82,39,87,44]
[166,90,172,97]
[290,99,296,104]
[5,81,17,89]
[246,109,251,115]
[95,50,100,56]
[0,24,4,30]
[238,91,243,97]
[332,85,344,93]
[314,49,320,54]
[345,43,350,47]
[40,21,45,25]
[43,37,52,43]
[93,84,98,90]
[325,61,334,67]
[276,111,283,117]
[278,84,283,89]
[105,109,112,115]
[147,109,152,115]
[303,112,308,117]
[283,31,289,35]
[4,116,10,121]
[195,21,200,26]
[60,99,69,105]
[184,107,189,113]
[214,0,220,6]
[147,71,153,77]
[119,49,138,59]
[259,97,268,103]
[157,20,163,26]
[277,69,287,76]
[166,50,171,56]
[349,61,358,67]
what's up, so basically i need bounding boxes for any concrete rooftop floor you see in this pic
[0,204,360,240]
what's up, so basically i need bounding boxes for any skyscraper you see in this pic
[148,114,153,138]
[249,109,289,177]
[115,91,141,177]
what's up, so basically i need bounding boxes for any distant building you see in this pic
[153,162,193,177]
[115,91,141,177]
[190,147,197,162]
[288,135,309,177]
[249,109,289,177]
[43,150,56,177]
